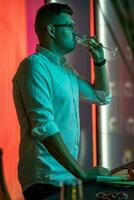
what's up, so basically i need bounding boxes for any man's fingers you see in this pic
[95,166,111,176]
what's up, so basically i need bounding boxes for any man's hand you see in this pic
[87,37,105,63]
[82,166,111,182]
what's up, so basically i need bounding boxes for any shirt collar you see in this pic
[36,44,67,65]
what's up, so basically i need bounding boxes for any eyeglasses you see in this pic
[44,23,75,32]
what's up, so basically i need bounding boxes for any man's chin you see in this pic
[63,44,76,55]
[68,44,76,52]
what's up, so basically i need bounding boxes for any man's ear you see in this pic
[47,24,55,38]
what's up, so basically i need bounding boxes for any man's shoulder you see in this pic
[21,52,47,65]
[13,53,50,80]
[19,52,49,70]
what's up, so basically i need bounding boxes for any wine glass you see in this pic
[76,34,118,58]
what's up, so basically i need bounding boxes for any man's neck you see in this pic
[40,43,65,61]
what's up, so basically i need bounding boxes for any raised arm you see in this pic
[90,40,110,96]
[76,38,111,105]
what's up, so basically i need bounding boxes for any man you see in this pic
[13,3,112,200]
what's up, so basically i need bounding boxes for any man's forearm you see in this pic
[94,64,110,96]
[42,132,86,180]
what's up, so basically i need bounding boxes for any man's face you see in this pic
[51,13,77,55]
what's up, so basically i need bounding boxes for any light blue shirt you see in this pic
[13,45,111,191]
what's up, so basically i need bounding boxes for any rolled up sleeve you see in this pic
[14,58,59,141]
[95,90,112,105]
[77,74,112,105]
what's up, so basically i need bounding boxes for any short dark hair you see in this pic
[35,3,73,36]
